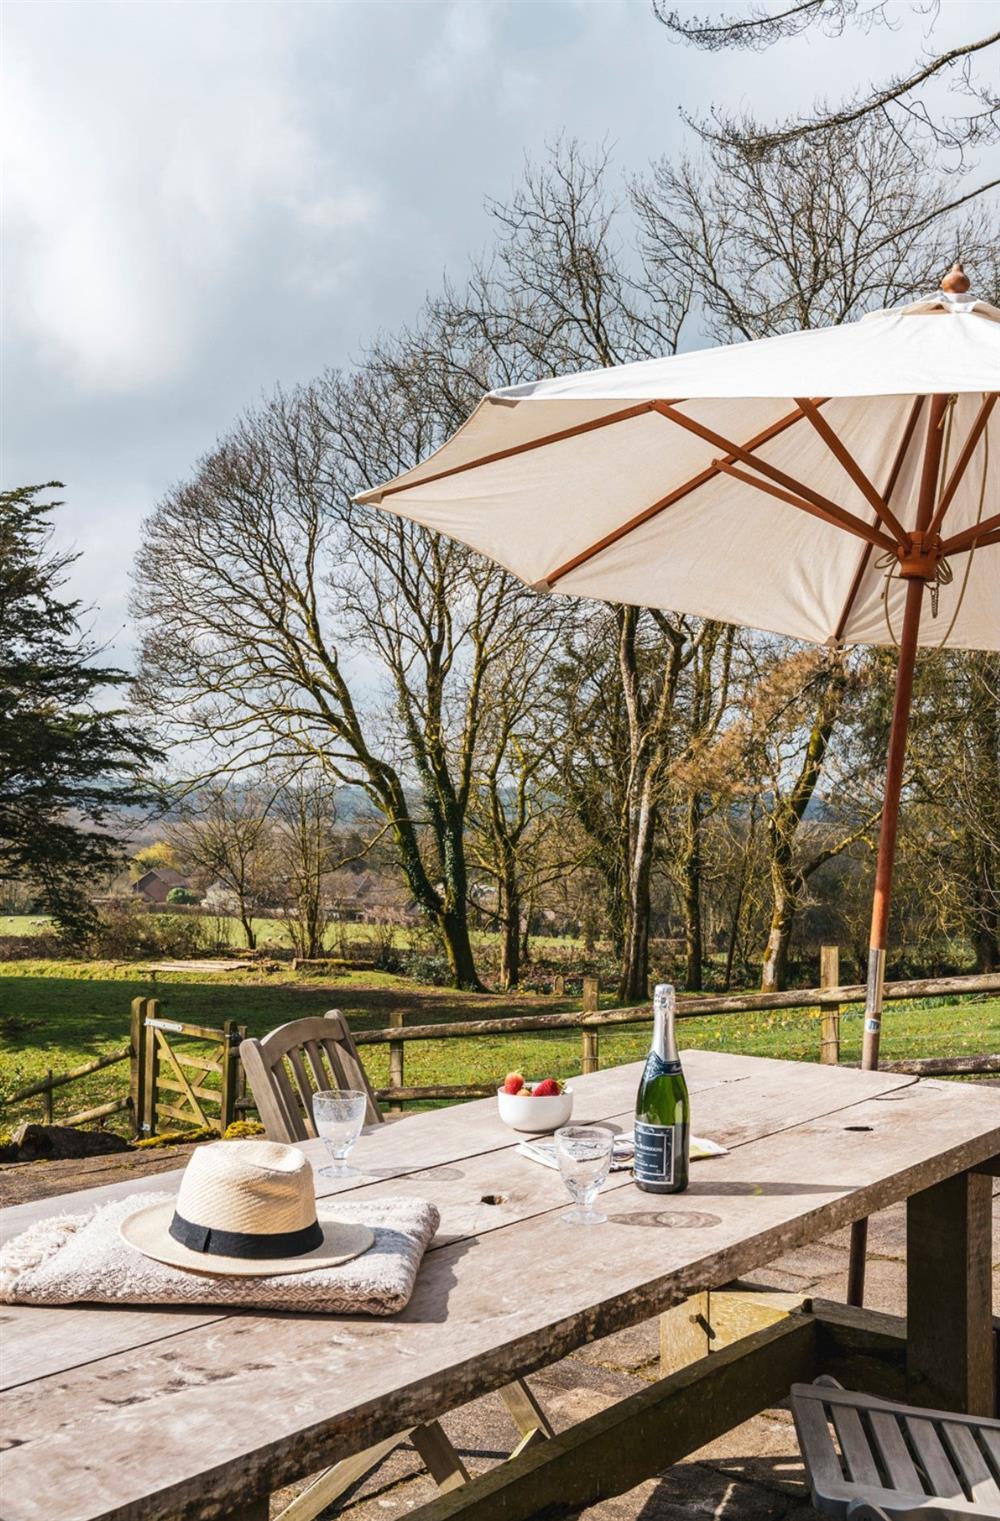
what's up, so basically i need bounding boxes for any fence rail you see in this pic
[3,953,998,1132]
[136,999,245,1137]
[357,956,1000,1108]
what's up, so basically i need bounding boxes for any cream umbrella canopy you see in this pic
[357,264,999,1301]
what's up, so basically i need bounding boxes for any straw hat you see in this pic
[120,1139,374,1276]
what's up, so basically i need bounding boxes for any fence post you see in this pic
[236,1024,247,1117]
[581,976,600,1074]
[220,1020,241,1132]
[129,996,146,1136]
[389,1011,405,1113]
[142,997,159,1136]
[43,1070,53,1125]
[820,945,840,1065]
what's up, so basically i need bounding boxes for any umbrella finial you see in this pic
[940,262,970,294]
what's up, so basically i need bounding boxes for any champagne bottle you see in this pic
[634,983,690,1194]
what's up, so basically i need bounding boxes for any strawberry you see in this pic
[503,1072,525,1095]
[532,1078,561,1097]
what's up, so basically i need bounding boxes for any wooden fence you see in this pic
[3,1047,133,1128]
[4,953,998,1132]
[4,998,245,1138]
[134,999,246,1136]
[351,952,1000,1109]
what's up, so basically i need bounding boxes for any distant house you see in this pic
[326,868,418,924]
[131,867,191,905]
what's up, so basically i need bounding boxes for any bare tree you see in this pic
[466,622,575,989]
[270,770,341,960]
[663,621,737,990]
[652,1,1000,164]
[134,321,563,988]
[168,782,277,950]
[906,652,1000,972]
[704,646,879,990]
[633,116,995,343]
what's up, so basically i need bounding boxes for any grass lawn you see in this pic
[0,914,584,956]
[1,956,997,1135]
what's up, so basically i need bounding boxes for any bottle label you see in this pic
[634,1121,677,1184]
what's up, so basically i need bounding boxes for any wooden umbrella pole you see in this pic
[847,390,949,1307]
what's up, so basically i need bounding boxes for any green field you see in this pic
[0,914,580,955]
[1,957,996,1136]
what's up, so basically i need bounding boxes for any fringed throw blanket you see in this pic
[0,1194,439,1315]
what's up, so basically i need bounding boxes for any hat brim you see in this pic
[119,1201,375,1277]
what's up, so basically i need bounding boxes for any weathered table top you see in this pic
[2,1050,999,1521]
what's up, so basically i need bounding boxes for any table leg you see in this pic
[906,1168,994,1416]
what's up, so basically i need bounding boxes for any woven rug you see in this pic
[0,1193,439,1315]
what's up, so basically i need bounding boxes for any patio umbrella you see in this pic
[357,264,1000,1301]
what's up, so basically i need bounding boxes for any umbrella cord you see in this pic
[879,394,988,650]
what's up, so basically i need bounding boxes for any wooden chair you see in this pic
[791,1377,1000,1519]
[240,1011,383,1141]
[240,1010,554,1520]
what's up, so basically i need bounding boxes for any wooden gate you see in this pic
[132,998,245,1137]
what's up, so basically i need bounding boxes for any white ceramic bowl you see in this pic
[497,1083,574,1132]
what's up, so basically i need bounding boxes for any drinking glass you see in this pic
[313,1089,368,1178]
[555,1124,614,1225]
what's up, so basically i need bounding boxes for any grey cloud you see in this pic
[4,0,994,665]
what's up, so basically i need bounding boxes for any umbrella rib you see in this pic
[366,401,666,502]
[926,392,998,540]
[793,397,908,545]
[941,509,1000,557]
[831,395,926,644]
[966,525,1000,548]
[712,462,895,552]
[650,401,898,554]
[544,399,822,588]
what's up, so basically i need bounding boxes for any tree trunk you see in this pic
[498,870,521,990]
[437,907,480,990]
[760,857,798,993]
[390,782,481,990]
[682,794,704,991]
[723,813,755,991]
[619,789,655,1002]
[240,909,257,951]
[520,894,532,967]
[759,661,846,994]
[970,834,999,972]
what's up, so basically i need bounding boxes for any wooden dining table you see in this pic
[1,1049,997,1521]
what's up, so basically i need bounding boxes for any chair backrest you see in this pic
[240,1010,384,1143]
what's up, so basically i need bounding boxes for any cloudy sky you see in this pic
[3,0,993,662]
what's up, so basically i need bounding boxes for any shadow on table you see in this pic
[397,1233,475,1324]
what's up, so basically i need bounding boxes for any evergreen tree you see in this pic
[0,484,158,938]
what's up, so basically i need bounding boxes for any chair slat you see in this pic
[981,1428,1000,1484]
[324,1036,356,1089]
[303,1040,334,1092]
[868,1411,924,1496]
[273,1057,312,1141]
[285,1049,318,1130]
[792,1393,845,1496]
[830,1403,881,1488]
[906,1417,965,1501]
[941,1422,1000,1507]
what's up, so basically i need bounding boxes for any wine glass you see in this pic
[313,1089,368,1178]
[555,1124,614,1225]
